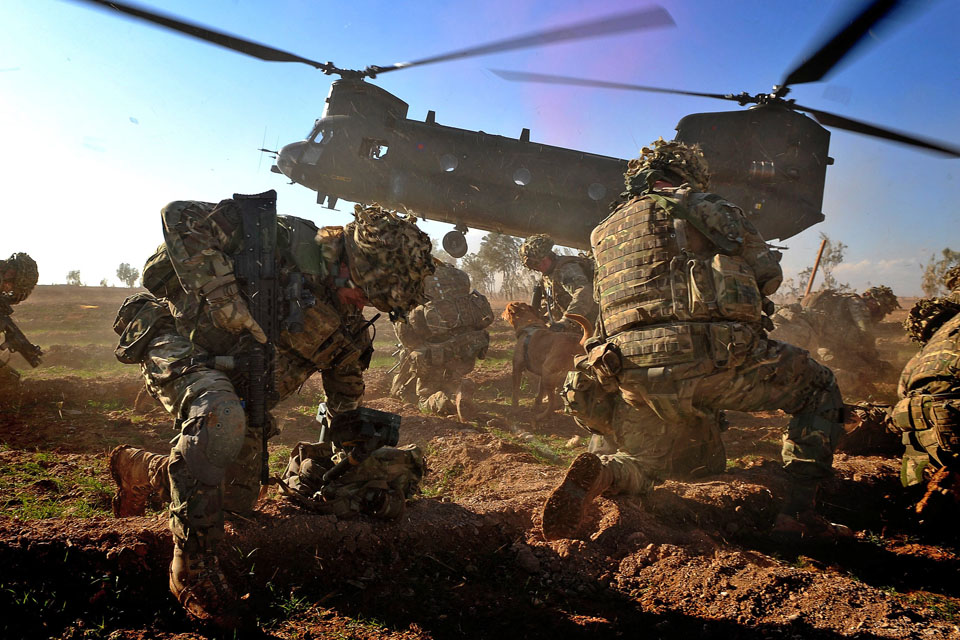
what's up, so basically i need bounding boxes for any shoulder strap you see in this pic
[646,192,739,253]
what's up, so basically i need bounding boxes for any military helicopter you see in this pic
[74,0,958,258]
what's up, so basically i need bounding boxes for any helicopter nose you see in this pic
[275,141,303,178]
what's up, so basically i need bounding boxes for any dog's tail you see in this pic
[563,313,593,347]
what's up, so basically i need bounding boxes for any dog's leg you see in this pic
[512,349,523,408]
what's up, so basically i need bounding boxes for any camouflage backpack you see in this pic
[279,441,426,519]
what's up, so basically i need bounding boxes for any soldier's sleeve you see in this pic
[558,262,599,320]
[160,200,242,299]
[696,196,783,296]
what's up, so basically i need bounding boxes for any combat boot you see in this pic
[109,445,170,517]
[772,481,853,542]
[169,537,240,629]
[541,452,613,540]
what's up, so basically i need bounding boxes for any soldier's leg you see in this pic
[142,335,248,627]
[542,395,675,540]
[694,340,847,537]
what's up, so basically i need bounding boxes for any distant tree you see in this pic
[99,278,110,287]
[66,270,82,286]
[116,263,140,288]
[791,233,851,298]
[474,233,536,299]
[460,253,495,295]
[921,248,960,297]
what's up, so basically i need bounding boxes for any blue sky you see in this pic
[1,0,957,294]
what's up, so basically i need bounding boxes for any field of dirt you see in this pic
[1,285,958,639]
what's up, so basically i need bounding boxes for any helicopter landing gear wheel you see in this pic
[442,227,468,258]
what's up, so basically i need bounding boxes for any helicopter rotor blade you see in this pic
[793,103,960,157]
[69,0,337,72]
[781,0,907,88]
[366,6,675,76]
[490,69,738,102]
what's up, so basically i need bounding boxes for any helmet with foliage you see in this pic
[861,285,900,317]
[0,252,39,303]
[519,234,556,269]
[626,137,711,191]
[944,266,960,292]
[343,204,435,321]
[904,297,960,345]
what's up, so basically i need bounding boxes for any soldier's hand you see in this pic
[209,295,268,344]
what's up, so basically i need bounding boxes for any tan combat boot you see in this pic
[541,452,612,540]
[109,445,170,517]
[772,481,853,542]
[169,538,240,629]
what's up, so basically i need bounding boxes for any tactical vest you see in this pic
[543,255,594,317]
[591,194,762,339]
[891,313,960,453]
[400,263,493,346]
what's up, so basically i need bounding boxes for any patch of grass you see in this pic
[86,399,125,412]
[726,454,764,470]
[21,363,130,380]
[902,592,960,622]
[269,446,293,475]
[421,463,464,498]
[487,428,575,466]
[0,452,111,519]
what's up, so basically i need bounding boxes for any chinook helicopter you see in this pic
[74,0,958,257]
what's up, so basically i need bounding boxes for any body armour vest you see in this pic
[900,312,960,397]
[591,193,763,338]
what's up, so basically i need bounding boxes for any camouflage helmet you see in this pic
[904,297,960,345]
[627,137,711,191]
[519,234,555,269]
[944,266,960,292]
[0,252,38,303]
[343,204,435,321]
[862,285,900,315]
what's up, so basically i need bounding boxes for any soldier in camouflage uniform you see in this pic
[772,285,900,375]
[0,253,40,387]
[389,261,493,418]
[543,138,846,541]
[520,234,598,333]
[108,195,434,628]
[886,266,960,525]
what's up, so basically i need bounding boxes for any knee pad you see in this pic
[174,392,246,486]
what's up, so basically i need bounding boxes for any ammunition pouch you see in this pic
[113,293,177,364]
[891,395,960,453]
[141,244,183,300]
[407,291,494,342]
[561,369,616,437]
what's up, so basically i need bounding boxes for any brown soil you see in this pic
[2,289,957,639]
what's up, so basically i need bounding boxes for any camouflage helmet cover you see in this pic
[627,137,711,191]
[862,285,900,315]
[519,234,555,268]
[343,204,435,320]
[904,297,960,345]
[1,252,39,303]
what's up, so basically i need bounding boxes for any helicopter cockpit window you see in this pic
[361,138,389,160]
[587,183,606,201]
[513,167,531,186]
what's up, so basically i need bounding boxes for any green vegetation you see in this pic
[421,462,464,498]
[0,452,112,519]
[269,446,293,476]
[487,427,578,466]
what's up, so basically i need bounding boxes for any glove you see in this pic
[208,285,267,344]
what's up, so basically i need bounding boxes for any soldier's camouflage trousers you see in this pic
[565,338,844,496]
[390,332,486,404]
[142,332,268,547]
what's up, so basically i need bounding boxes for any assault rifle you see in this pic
[0,295,42,368]
[315,403,401,484]
[233,190,280,486]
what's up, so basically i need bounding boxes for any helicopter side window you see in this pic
[360,138,389,160]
